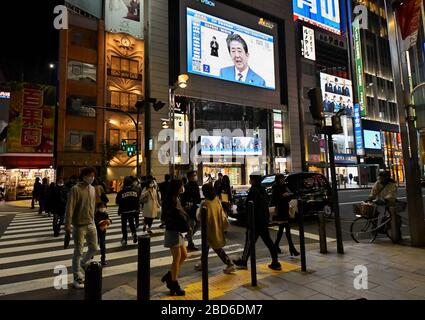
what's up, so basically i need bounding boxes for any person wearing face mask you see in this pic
[64,167,98,289]
[94,202,112,266]
[141,176,161,233]
[51,178,69,237]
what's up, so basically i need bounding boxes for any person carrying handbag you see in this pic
[194,183,235,274]
[161,179,191,297]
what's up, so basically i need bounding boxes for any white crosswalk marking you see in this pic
[0,210,244,297]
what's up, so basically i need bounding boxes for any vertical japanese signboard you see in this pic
[7,84,56,153]
[353,22,367,117]
[353,103,364,156]
[302,26,316,61]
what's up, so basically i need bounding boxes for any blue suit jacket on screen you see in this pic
[219,66,266,87]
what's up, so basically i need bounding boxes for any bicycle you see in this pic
[350,200,406,243]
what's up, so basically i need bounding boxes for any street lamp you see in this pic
[169,74,190,177]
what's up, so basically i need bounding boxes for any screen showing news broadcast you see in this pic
[187,7,276,90]
[320,73,353,117]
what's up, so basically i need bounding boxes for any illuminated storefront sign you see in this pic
[302,26,316,61]
[0,91,10,99]
[353,22,367,116]
[353,103,365,156]
[293,0,341,35]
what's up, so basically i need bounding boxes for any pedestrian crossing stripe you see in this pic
[0,211,244,297]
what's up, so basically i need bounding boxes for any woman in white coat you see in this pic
[141,176,161,233]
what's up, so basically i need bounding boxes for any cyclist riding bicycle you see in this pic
[368,171,397,208]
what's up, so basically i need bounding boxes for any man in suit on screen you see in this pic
[220,34,266,87]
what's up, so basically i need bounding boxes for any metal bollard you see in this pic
[247,201,257,287]
[389,206,401,243]
[137,234,151,301]
[297,199,307,272]
[318,211,328,254]
[84,261,102,300]
[201,206,209,301]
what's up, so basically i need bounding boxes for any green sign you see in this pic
[353,22,367,117]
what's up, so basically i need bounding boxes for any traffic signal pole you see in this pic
[326,131,344,254]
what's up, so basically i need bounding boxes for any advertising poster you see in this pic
[273,110,284,144]
[293,0,341,35]
[302,26,316,61]
[0,90,10,153]
[353,22,367,116]
[320,73,353,116]
[105,0,144,39]
[187,7,276,90]
[7,84,55,154]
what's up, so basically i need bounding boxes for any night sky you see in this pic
[0,1,62,85]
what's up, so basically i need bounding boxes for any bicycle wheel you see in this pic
[350,217,378,243]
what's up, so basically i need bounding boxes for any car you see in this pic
[229,172,333,223]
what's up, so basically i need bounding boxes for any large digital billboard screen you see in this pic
[201,136,232,156]
[364,130,382,150]
[320,73,353,117]
[187,7,276,90]
[232,137,263,156]
[293,0,342,35]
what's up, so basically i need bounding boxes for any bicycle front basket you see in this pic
[353,203,376,218]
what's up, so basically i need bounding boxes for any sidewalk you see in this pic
[103,240,425,300]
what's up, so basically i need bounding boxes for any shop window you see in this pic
[66,131,96,152]
[67,96,96,118]
[68,61,97,83]
[109,56,141,80]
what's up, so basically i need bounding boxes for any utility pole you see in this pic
[385,0,425,246]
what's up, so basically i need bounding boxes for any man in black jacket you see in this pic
[52,178,68,237]
[181,171,201,251]
[116,176,139,245]
[233,173,281,271]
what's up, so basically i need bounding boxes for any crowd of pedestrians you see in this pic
[29,168,299,296]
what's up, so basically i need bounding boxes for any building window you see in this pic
[67,96,96,118]
[68,61,97,83]
[65,131,96,152]
[110,56,140,80]
[109,129,120,146]
[70,27,97,49]
[110,91,139,112]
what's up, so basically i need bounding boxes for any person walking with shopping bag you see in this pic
[141,176,161,234]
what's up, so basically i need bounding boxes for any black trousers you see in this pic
[52,214,64,236]
[144,217,154,228]
[121,213,136,241]
[187,218,200,246]
[98,231,106,261]
[275,223,296,249]
[241,227,278,263]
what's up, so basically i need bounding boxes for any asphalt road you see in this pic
[0,187,418,300]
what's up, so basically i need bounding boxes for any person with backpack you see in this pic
[233,173,281,271]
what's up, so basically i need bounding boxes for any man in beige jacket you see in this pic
[64,167,98,289]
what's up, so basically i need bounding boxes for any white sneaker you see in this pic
[223,264,236,274]
[72,278,84,289]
